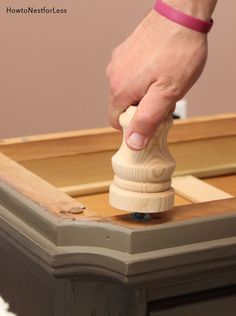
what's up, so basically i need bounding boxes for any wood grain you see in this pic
[21,151,114,188]
[108,198,236,228]
[0,127,121,162]
[1,148,236,229]
[18,134,236,190]
[72,174,236,218]
[60,175,236,201]
[60,180,111,197]
[110,106,175,213]
[168,112,236,143]
[171,136,236,178]
[172,175,233,202]
[0,153,94,218]
[72,174,236,221]
[75,193,191,217]
[0,112,236,227]
[1,113,236,162]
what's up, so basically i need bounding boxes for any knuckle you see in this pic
[155,77,182,100]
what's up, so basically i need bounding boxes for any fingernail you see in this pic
[127,133,146,150]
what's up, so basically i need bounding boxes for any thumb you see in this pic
[125,88,175,150]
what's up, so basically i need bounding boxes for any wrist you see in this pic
[163,0,217,21]
[153,0,214,34]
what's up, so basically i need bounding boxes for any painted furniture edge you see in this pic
[1,164,236,251]
[1,178,236,287]
[0,150,236,252]
[1,194,236,288]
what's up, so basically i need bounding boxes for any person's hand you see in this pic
[106,9,208,150]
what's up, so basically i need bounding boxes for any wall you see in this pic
[0,0,235,138]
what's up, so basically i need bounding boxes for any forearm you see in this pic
[163,0,217,20]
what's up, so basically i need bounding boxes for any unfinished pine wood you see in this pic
[0,113,235,223]
[60,175,236,200]
[59,174,236,200]
[172,175,233,203]
[20,151,114,188]
[60,180,111,197]
[70,195,236,229]
[0,151,190,222]
[76,193,191,217]
[0,127,121,162]
[18,132,236,190]
[109,197,236,228]
[168,112,236,143]
[110,106,175,213]
[1,113,236,162]
[171,135,236,178]
[1,150,236,228]
[73,174,236,218]
[77,193,127,217]
[0,152,95,218]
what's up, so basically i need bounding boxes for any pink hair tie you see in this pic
[154,0,213,34]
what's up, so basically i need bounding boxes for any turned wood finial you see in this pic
[109,106,176,213]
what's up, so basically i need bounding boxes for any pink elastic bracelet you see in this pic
[154,0,213,34]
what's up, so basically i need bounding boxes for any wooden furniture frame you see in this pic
[0,113,236,315]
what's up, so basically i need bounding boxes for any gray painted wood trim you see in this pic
[1,180,236,253]
[1,200,236,287]
[1,179,236,287]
